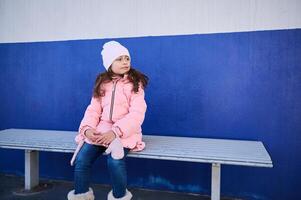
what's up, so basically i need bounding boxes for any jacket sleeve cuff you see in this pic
[79,126,92,138]
[112,126,123,138]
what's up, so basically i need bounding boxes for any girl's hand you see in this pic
[96,130,116,145]
[84,129,99,142]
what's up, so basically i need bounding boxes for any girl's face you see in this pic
[111,55,131,75]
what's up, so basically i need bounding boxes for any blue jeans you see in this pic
[74,142,130,198]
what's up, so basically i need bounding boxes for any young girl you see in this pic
[68,41,148,200]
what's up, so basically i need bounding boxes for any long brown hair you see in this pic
[93,67,149,98]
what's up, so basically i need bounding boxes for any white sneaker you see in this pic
[67,188,94,200]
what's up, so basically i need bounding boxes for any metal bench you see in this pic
[0,128,273,200]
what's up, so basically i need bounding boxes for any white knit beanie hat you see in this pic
[101,41,130,71]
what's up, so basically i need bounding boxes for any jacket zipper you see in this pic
[109,80,118,122]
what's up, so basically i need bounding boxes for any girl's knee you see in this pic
[74,156,92,170]
[74,143,100,169]
[107,156,125,168]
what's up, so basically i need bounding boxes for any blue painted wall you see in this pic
[0,29,300,200]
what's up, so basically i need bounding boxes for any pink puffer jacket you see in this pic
[75,74,147,152]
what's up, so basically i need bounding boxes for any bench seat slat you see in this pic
[0,129,273,167]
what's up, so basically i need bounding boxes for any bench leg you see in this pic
[25,150,39,190]
[211,163,221,200]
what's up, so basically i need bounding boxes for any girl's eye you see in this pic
[116,57,130,62]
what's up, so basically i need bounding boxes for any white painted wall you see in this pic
[0,0,300,43]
